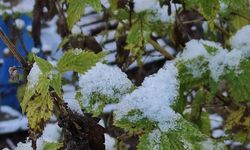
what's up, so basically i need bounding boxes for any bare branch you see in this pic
[0,28,29,69]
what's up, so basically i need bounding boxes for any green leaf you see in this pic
[57,50,105,73]
[67,0,86,29]
[43,142,63,150]
[137,119,226,150]
[114,109,156,134]
[26,92,53,132]
[85,0,102,12]
[34,56,53,73]
[83,92,120,117]
[50,74,62,97]
[224,59,250,102]
[67,0,101,29]
[225,106,245,130]
[127,23,141,44]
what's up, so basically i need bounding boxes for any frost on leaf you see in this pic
[78,63,133,116]
[114,62,180,132]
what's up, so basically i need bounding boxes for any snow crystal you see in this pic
[27,63,42,89]
[115,62,180,131]
[15,18,25,29]
[105,134,116,150]
[79,63,133,107]
[71,25,82,35]
[230,25,250,55]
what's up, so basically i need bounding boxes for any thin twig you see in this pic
[148,38,175,60]
[0,28,29,69]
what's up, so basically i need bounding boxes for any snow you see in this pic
[63,84,83,115]
[41,16,61,52]
[148,129,161,149]
[0,106,28,134]
[15,18,25,29]
[230,25,250,55]
[134,0,181,23]
[0,58,4,64]
[212,129,225,138]
[15,123,61,150]
[209,114,223,129]
[101,0,110,8]
[3,48,10,55]
[133,0,158,13]
[104,134,116,150]
[79,63,132,107]
[41,123,62,142]
[12,0,35,13]
[31,47,40,54]
[26,25,32,32]
[179,39,244,81]
[115,62,180,131]
[71,25,82,35]
[27,63,42,89]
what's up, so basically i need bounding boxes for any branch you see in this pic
[148,38,175,60]
[0,28,30,69]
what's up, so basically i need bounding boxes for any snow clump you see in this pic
[114,62,180,131]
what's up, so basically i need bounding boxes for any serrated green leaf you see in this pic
[67,0,85,29]
[137,119,226,150]
[114,109,156,134]
[226,106,245,130]
[224,59,250,102]
[84,92,119,117]
[127,23,141,44]
[57,50,105,73]
[50,74,62,97]
[26,93,53,132]
[43,142,63,150]
[85,0,102,12]
[34,56,53,73]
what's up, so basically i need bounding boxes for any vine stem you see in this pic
[148,38,175,60]
[0,28,30,70]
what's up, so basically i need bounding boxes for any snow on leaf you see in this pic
[114,62,180,132]
[78,63,133,116]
